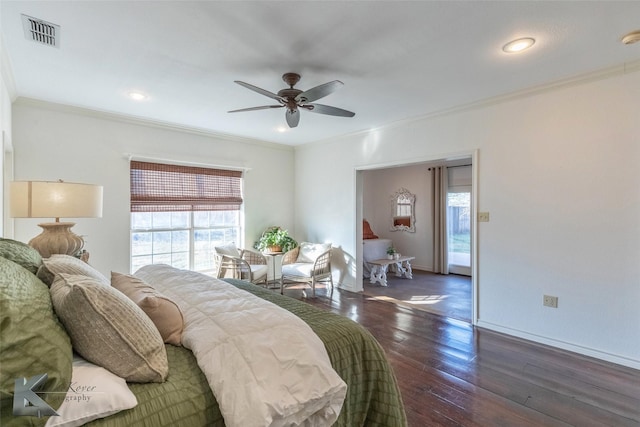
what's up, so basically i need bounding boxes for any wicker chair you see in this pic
[214,245,268,287]
[280,243,333,298]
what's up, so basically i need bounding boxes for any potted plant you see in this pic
[386,246,397,260]
[255,227,298,253]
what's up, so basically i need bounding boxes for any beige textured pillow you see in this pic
[50,273,168,383]
[111,272,184,346]
[38,254,109,287]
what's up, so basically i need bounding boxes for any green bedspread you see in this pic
[91,280,407,427]
[227,280,407,427]
[90,345,222,427]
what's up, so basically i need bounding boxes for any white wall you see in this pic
[294,69,640,368]
[0,73,8,238]
[11,100,295,277]
[1,35,15,237]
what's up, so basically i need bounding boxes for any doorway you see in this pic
[355,152,478,324]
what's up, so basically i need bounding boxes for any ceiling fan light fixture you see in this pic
[502,37,535,53]
[229,72,355,128]
[621,30,640,45]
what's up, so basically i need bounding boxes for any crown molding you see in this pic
[10,58,639,153]
[12,97,294,152]
[297,59,640,151]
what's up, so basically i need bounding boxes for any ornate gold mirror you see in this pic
[390,188,415,232]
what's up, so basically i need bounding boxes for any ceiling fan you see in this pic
[228,73,355,128]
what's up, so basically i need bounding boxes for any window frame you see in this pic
[129,160,245,274]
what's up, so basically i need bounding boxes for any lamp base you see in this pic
[29,222,85,258]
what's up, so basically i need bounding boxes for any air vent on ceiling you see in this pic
[21,14,60,48]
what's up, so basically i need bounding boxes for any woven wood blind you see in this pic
[130,161,243,212]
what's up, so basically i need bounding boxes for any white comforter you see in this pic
[134,264,347,427]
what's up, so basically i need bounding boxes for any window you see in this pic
[130,161,243,273]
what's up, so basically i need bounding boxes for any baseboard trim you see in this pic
[477,320,640,370]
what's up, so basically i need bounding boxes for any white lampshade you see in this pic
[10,181,103,257]
[10,181,103,220]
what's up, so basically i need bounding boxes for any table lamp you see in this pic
[10,180,103,258]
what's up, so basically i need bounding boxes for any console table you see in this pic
[368,256,415,287]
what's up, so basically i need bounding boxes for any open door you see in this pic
[446,165,472,276]
[447,188,471,276]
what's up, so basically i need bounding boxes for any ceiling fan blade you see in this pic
[295,80,343,103]
[286,109,300,128]
[234,81,283,101]
[228,105,283,113]
[306,103,355,117]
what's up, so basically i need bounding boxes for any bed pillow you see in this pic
[37,255,109,287]
[111,272,184,346]
[296,242,332,263]
[50,274,168,383]
[0,237,43,274]
[45,356,138,427]
[0,257,73,422]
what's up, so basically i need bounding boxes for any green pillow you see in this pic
[0,238,42,275]
[0,257,73,426]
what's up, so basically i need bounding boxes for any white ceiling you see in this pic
[2,1,639,146]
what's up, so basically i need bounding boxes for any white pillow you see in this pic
[296,242,332,263]
[45,356,137,427]
[214,242,240,257]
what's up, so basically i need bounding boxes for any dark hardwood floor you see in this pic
[363,270,472,322]
[282,285,640,427]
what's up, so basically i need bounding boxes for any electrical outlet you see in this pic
[543,295,558,308]
[478,212,490,222]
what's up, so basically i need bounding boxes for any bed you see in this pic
[0,238,407,427]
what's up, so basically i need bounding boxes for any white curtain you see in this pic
[431,166,449,274]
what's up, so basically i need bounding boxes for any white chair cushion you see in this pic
[250,264,268,279]
[215,242,240,257]
[282,263,314,278]
[296,242,331,263]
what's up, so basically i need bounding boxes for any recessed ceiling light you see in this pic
[621,30,640,45]
[502,37,536,53]
[128,91,147,101]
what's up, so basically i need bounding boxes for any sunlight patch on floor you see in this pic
[368,294,450,305]
[404,295,449,305]
[369,295,395,302]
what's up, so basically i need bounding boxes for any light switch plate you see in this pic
[478,212,490,222]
